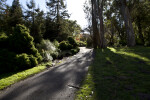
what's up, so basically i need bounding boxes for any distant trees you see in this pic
[46,0,70,41]
[9,0,23,28]
[91,0,106,48]
[25,0,45,43]
[84,0,150,47]
[0,0,9,32]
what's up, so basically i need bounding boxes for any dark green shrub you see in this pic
[16,54,39,70]
[71,47,80,55]
[0,49,17,73]
[77,41,87,47]
[67,37,78,47]
[29,55,38,67]
[59,41,73,50]
[16,53,31,70]
[0,32,9,49]
[9,24,42,62]
[51,51,59,60]
[53,39,59,48]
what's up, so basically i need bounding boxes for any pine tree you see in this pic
[46,0,69,41]
[9,0,23,28]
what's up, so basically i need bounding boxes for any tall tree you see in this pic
[91,0,99,48]
[120,0,135,46]
[0,0,9,32]
[9,0,23,28]
[46,0,69,41]
[98,0,106,48]
[25,0,45,43]
[90,0,106,48]
[26,0,36,39]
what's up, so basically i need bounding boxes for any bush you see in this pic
[16,54,38,70]
[0,25,42,74]
[42,51,53,62]
[53,39,59,48]
[71,47,80,55]
[0,49,17,73]
[51,51,59,59]
[0,32,9,49]
[16,54,31,70]
[59,41,73,50]
[59,37,80,57]
[67,37,78,47]
[36,39,59,61]
[9,24,42,62]
[77,41,87,47]
[29,55,38,67]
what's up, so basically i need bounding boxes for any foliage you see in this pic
[0,25,42,74]
[77,41,87,47]
[0,32,9,49]
[0,49,39,74]
[67,37,78,47]
[59,41,73,51]
[25,0,45,43]
[9,24,42,62]
[71,47,80,55]
[53,39,59,48]
[36,39,59,61]
[8,0,23,28]
[16,54,38,70]
[0,49,17,73]
[59,37,80,56]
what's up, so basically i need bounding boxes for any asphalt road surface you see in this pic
[0,47,93,100]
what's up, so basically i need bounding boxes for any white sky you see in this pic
[6,0,88,29]
[66,0,87,29]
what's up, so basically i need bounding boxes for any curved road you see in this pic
[0,47,93,100]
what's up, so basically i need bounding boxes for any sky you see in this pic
[6,0,88,29]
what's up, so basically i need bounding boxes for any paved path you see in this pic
[0,47,93,100]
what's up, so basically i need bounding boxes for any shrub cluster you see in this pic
[0,25,42,74]
[77,41,87,47]
[59,37,80,56]
[36,39,60,61]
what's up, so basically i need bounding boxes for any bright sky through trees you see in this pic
[6,0,87,29]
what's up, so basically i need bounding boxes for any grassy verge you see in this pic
[76,46,150,100]
[0,62,52,90]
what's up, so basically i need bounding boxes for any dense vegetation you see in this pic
[84,0,150,48]
[0,0,81,74]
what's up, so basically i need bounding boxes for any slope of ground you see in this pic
[76,46,150,100]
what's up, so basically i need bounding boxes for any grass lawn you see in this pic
[0,62,52,90]
[76,46,150,100]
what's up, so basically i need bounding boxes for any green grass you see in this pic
[76,46,150,100]
[0,61,52,90]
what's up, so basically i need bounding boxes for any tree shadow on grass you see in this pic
[91,48,150,100]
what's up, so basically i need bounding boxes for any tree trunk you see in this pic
[91,0,99,49]
[137,19,144,44]
[120,0,135,46]
[110,22,114,45]
[98,0,106,48]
